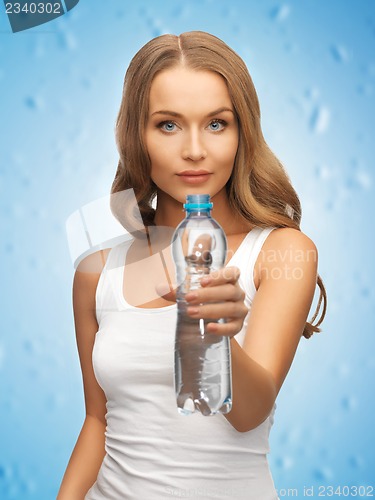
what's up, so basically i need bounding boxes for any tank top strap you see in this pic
[95,238,133,323]
[228,227,276,303]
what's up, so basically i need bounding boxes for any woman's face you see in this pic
[145,66,239,206]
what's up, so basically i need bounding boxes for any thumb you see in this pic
[155,282,177,303]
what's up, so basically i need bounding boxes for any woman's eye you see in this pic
[208,119,226,131]
[158,121,177,132]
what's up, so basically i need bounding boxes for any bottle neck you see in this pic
[186,209,212,217]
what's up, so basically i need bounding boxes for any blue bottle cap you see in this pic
[183,194,213,211]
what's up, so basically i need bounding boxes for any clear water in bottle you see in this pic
[172,194,232,416]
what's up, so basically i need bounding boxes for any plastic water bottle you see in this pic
[172,194,232,416]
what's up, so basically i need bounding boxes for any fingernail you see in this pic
[187,307,199,315]
[201,277,212,286]
[207,322,217,332]
[185,292,198,302]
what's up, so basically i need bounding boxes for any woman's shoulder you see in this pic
[250,226,318,293]
[259,227,318,273]
[266,227,317,253]
[72,249,112,307]
[76,248,112,275]
[73,237,134,294]
[74,237,133,275]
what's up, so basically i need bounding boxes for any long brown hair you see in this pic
[111,31,327,338]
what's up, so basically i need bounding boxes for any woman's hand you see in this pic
[157,266,248,338]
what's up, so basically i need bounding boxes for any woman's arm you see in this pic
[224,228,318,432]
[158,227,318,432]
[57,251,109,499]
[57,415,106,499]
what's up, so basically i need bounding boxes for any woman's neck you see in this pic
[153,188,252,236]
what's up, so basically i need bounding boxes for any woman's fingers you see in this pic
[205,318,246,337]
[156,266,241,303]
[185,283,244,304]
[200,266,241,287]
[186,266,248,338]
[156,266,248,337]
[187,301,249,321]
[185,266,244,304]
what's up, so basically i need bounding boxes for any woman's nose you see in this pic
[181,130,207,161]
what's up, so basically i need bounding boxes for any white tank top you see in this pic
[85,227,278,500]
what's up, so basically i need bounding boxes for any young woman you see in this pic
[58,31,326,499]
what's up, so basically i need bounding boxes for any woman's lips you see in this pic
[177,170,212,184]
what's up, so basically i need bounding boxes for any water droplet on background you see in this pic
[4,242,14,254]
[364,63,375,78]
[314,164,333,180]
[275,455,294,470]
[24,96,39,110]
[336,363,351,378]
[310,105,330,133]
[331,44,350,63]
[348,455,363,469]
[57,31,78,51]
[270,4,291,22]
[357,83,373,96]
[313,467,333,481]
[341,395,358,411]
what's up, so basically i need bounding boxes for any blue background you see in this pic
[1,1,374,498]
